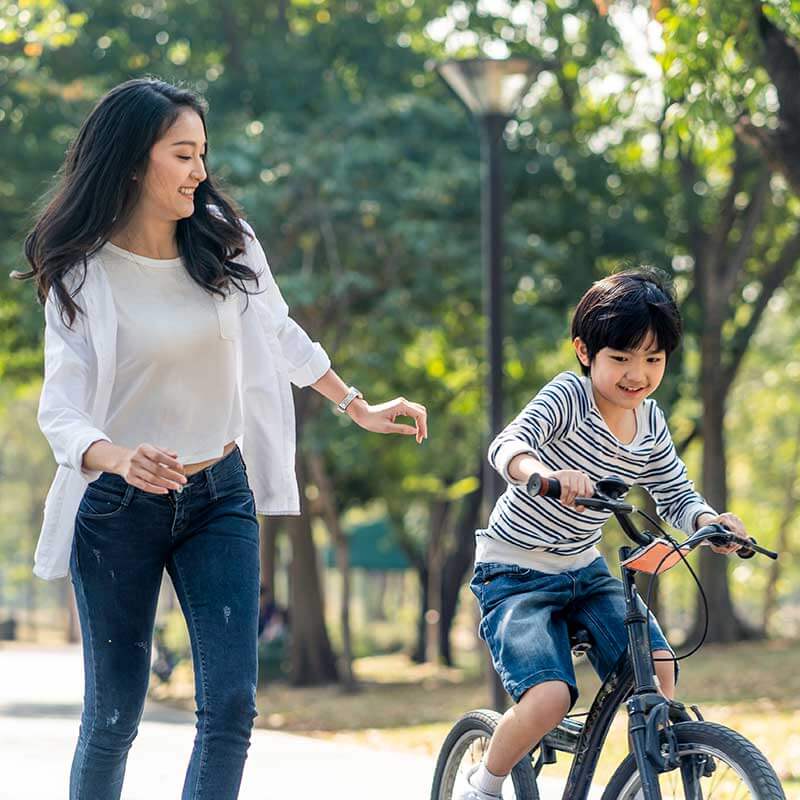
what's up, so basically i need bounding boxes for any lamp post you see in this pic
[438,57,542,711]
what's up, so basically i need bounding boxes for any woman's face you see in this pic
[136,108,207,220]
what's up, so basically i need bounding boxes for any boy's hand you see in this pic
[695,511,746,554]
[550,470,595,512]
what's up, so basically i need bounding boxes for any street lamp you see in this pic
[437,56,542,711]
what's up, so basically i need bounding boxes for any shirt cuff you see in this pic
[491,440,536,485]
[689,505,718,533]
[73,432,113,482]
[287,344,331,388]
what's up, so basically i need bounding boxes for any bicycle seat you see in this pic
[568,626,593,655]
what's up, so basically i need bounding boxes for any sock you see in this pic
[471,761,506,796]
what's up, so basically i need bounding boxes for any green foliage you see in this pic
[2,0,799,641]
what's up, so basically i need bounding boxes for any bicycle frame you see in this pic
[535,507,694,800]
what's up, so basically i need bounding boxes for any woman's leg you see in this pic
[167,467,260,800]
[69,480,166,800]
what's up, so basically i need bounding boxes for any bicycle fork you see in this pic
[627,693,665,800]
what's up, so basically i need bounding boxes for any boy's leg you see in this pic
[653,650,676,699]
[571,557,678,697]
[484,680,572,775]
[467,563,577,794]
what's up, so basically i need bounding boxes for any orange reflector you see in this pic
[620,539,694,575]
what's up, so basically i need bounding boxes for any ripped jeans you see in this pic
[68,445,260,800]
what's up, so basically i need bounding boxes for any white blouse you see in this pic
[100,241,243,464]
[35,219,330,580]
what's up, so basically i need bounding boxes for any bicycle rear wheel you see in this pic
[601,721,785,800]
[430,709,538,800]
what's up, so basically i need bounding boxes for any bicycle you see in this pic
[430,475,785,800]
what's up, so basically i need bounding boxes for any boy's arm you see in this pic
[489,373,578,483]
[506,453,553,484]
[507,453,594,510]
[488,371,585,481]
[638,404,719,534]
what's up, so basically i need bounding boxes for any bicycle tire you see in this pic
[430,709,538,800]
[601,721,785,800]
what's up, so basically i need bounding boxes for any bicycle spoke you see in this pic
[620,746,761,800]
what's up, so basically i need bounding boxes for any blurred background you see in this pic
[1,0,799,796]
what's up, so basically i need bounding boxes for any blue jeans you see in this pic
[69,445,260,800]
[470,556,676,705]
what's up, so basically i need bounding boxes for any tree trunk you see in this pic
[678,138,777,645]
[762,423,800,631]
[689,305,756,643]
[412,567,429,663]
[288,509,339,685]
[306,451,357,691]
[259,516,279,606]
[425,499,452,665]
[288,456,339,686]
[286,387,340,686]
[439,477,483,666]
[392,519,428,663]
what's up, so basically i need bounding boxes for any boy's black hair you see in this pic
[570,267,682,376]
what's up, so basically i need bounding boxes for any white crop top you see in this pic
[99,241,243,464]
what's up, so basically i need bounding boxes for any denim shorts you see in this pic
[470,556,676,706]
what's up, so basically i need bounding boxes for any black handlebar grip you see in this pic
[736,537,757,559]
[527,473,562,499]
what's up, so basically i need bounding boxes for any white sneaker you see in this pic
[454,764,502,800]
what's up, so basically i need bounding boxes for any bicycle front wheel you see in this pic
[601,721,785,800]
[430,709,538,800]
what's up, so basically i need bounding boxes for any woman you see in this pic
[14,77,427,800]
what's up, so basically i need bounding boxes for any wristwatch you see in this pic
[336,386,364,414]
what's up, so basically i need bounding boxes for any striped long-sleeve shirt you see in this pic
[479,371,716,567]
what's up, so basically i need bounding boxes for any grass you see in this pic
[155,638,800,798]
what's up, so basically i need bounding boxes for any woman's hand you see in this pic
[347,397,428,444]
[115,443,188,494]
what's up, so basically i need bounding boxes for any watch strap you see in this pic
[336,386,363,414]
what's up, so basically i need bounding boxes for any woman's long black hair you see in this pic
[13,77,260,329]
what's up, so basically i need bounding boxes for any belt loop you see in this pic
[122,484,135,508]
[206,464,218,501]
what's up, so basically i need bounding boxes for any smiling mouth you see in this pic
[619,385,647,393]
[178,188,196,197]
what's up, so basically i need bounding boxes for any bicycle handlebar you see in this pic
[526,473,777,561]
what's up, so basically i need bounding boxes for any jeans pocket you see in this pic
[79,485,130,519]
[476,561,532,584]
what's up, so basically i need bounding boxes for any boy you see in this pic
[460,268,748,800]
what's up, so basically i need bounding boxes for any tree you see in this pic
[653,0,800,640]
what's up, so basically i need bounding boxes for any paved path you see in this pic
[0,644,438,799]
[0,644,590,799]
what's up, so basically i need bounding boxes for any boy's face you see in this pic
[573,333,667,410]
